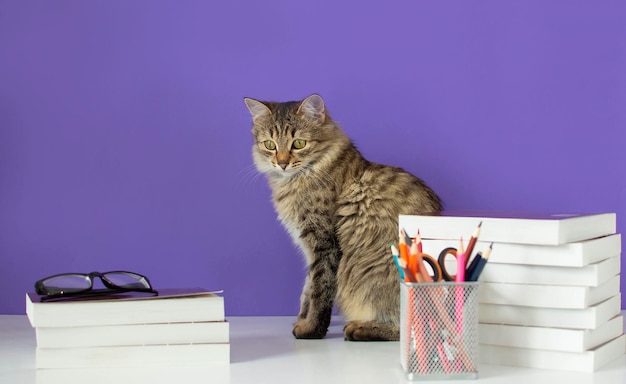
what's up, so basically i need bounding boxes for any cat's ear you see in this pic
[244,98,272,122]
[297,94,326,122]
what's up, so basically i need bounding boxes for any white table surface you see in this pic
[1,314,625,384]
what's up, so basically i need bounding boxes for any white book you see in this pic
[479,334,625,372]
[479,315,624,352]
[36,321,229,348]
[399,211,616,245]
[35,366,230,384]
[478,275,620,309]
[479,294,622,329]
[479,254,620,287]
[26,288,224,328]
[36,343,230,369]
[420,234,620,267]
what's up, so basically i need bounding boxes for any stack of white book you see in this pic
[26,288,229,369]
[399,211,624,372]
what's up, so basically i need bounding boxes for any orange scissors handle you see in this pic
[418,253,443,282]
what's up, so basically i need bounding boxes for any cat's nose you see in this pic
[277,161,288,170]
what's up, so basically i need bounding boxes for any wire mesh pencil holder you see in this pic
[400,281,479,380]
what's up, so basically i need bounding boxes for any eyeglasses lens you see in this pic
[41,274,91,295]
[103,272,151,290]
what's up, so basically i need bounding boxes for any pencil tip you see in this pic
[478,221,483,227]
[483,242,494,260]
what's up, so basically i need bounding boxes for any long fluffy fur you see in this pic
[244,94,442,341]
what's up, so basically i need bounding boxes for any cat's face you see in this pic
[253,127,310,178]
[244,94,338,179]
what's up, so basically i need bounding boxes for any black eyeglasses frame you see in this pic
[34,271,159,302]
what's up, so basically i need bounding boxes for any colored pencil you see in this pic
[398,229,410,264]
[398,258,418,283]
[467,243,492,282]
[401,228,413,247]
[455,237,466,336]
[463,221,482,268]
[415,229,423,254]
[465,252,483,281]
[410,241,432,283]
[456,237,466,283]
[390,243,405,280]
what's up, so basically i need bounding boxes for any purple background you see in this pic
[1,1,625,315]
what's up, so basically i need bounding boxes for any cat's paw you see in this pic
[344,321,399,341]
[292,319,328,339]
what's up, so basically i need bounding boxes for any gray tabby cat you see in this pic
[244,94,442,341]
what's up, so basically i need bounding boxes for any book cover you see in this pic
[36,321,229,348]
[479,334,625,372]
[479,315,624,353]
[399,211,616,245]
[479,254,620,287]
[36,343,230,369]
[479,294,622,330]
[478,275,620,309]
[26,288,225,328]
[420,234,620,267]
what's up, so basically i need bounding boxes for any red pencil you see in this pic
[415,229,423,254]
[464,221,482,268]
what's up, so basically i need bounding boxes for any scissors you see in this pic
[415,247,461,282]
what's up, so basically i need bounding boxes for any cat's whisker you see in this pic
[236,164,267,191]
[235,164,259,181]
[301,166,339,191]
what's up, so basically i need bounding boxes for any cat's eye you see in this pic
[292,139,306,150]
[263,140,276,150]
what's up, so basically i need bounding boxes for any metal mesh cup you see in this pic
[400,281,479,380]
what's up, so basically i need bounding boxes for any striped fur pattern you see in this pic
[244,94,442,341]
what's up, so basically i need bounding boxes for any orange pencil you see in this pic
[404,232,427,373]
[415,229,423,254]
[399,229,409,264]
[410,241,431,283]
[398,258,418,283]
[408,242,418,280]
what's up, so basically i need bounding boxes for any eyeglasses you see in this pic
[35,271,158,302]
